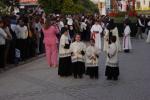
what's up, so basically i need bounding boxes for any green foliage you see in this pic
[38,0,61,13]
[38,0,98,14]
[0,1,8,15]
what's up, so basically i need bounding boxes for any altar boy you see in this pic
[70,34,86,79]
[86,39,100,79]
[105,36,119,80]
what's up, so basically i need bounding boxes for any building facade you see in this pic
[135,0,150,10]
[91,0,150,15]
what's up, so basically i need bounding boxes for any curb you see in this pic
[0,54,45,73]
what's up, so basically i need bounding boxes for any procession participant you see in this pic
[42,18,59,67]
[86,39,100,79]
[91,20,103,50]
[80,19,87,41]
[103,27,109,52]
[136,15,144,39]
[146,17,150,43]
[105,36,119,80]
[70,34,86,79]
[104,19,121,51]
[123,21,132,53]
[58,28,72,77]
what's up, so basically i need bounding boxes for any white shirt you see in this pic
[80,22,87,32]
[34,22,42,37]
[91,24,103,34]
[58,21,64,31]
[0,28,7,45]
[67,18,73,26]
[15,25,28,39]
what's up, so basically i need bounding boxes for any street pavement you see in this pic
[0,39,150,100]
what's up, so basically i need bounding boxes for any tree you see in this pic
[0,1,9,14]
[38,0,98,14]
[38,0,61,13]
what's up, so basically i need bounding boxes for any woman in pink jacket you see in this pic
[42,19,59,67]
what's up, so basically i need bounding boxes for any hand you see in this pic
[95,54,99,58]
[80,50,85,56]
[64,44,70,49]
[71,52,75,56]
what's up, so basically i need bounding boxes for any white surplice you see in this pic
[91,24,103,50]
[123,25,132,50]
[146,21,150,43]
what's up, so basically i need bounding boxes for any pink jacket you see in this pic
[42,26,59,45]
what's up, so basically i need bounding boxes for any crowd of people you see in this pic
[0,7,150,80]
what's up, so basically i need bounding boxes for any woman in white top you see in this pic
[123,21,132,53]
[91,20,103,50]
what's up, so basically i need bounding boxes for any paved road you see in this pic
[0,39,150,100]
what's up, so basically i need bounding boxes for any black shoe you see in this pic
[107,77,112,80]
[79,75,83,79]
[95,76,99,79]
[74,75,77,79]
[113,77,118,81]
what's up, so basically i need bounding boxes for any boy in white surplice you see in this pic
[70,34,86,78]
[86,39,100,79]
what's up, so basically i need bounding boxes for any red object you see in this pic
[128,10,137,17]
[108,12,118,17]
[19,0,37,3]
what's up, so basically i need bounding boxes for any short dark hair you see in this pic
[61,27,68,34]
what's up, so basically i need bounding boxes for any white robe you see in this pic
[86,45,100,67]
[103,27,121,52]
[106,43,119,67]
[70,41,86,63]
[91,24,103,50]
[111,27,121,51]
[146,21,150,43]
[103,28,109,52]
[123,26,132,50]
[59,34,71,58]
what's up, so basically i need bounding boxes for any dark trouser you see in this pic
[105,66,119,80]
[136,27,143,39]
[7,40,16,64]
[86,67,99,79]
[58,56,72,76]
[17,39,28,61]
[39,37,45,54]
[72,62,85,78]
[124,49,130,53]
[27,37,36,58]
[0,45,6,68]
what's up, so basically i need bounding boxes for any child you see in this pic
[123,21,132,53]
[105,36,119,80]
[58,28,72,77]
[70,34,86,78]
[86,39,100,79]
